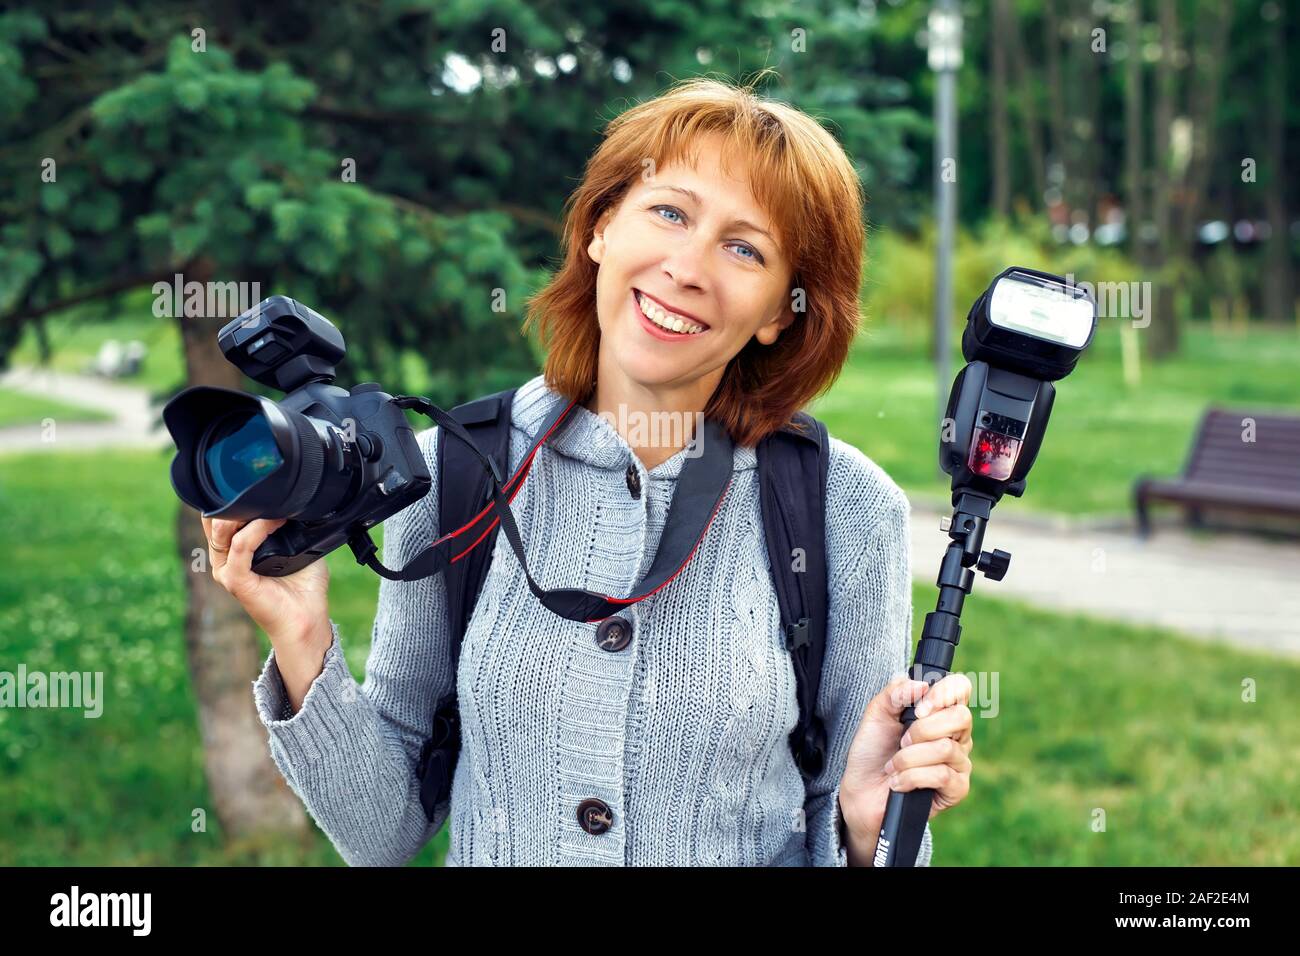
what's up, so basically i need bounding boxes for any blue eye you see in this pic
[651,205,765,264]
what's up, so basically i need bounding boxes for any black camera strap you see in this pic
[347,394,735,624]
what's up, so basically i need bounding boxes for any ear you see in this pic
[754,301,796,346]
[587,209,613,265]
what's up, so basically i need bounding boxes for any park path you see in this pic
[909,499,1300,658]
[3,364,1297,658]
[0,364,170,452]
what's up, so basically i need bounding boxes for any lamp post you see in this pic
[929,0,963,475]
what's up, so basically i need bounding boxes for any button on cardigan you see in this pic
[251,372,934,867]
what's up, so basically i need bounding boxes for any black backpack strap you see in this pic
[415,387,516,821]
[440,388,518,648]
[757,412,831,785]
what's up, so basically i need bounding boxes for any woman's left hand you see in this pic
[838,672,974,841]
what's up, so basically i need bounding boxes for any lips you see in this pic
[635,289,708,327]
[631,289,711,343]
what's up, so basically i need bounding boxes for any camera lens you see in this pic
[165,385,364,521]
[200,411,284,504]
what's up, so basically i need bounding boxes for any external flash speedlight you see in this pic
[962,266,1097,381]
[942,267,1098,500]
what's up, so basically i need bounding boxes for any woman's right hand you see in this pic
[201,515,331,646]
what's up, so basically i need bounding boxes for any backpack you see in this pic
[415,387,830,822]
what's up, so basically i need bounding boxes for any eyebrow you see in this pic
[647,185,778,247]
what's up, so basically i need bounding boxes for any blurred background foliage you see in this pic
[1,0,1292,398]
[0,0,951,402]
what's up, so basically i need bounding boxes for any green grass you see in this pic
[0,388,116,428]
[1,448,1296,865]
[0,448,444,867]
[935,590,1300,865]
[815,321,1300,516]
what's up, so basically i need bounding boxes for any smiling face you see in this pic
[585,133,796,400]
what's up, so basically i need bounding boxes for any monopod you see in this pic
[874,266,1098,866]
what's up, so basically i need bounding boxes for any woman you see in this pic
[203,77,973,867]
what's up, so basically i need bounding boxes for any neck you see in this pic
[583,370,721,472]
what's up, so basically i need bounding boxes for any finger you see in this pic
[889,763,965,798]
[867,674,931,721]
[914,672,973,718]
[953,734,973,759]
[208,518,247,572]
[226,515,287,582]
[199,514,226,572]
[199,514,218,571]
[886,737,971,777]
[208,520,245,572]
[901,704,972,747]
[221,518,288,593]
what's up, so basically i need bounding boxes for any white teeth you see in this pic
[636,292,705,334]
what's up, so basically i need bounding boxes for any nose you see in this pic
[660,232,711,293]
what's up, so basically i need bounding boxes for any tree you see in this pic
[0,1,922,846]
[1142,0,1231,358]
[1262,1,1293,324]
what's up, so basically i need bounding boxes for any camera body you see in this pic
[163,296,431,577]
[241,378,430,576]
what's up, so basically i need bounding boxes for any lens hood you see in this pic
[163,385,349,520]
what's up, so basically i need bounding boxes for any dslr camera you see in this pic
[163,296,432,576]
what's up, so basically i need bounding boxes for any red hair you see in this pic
[523,75,866,448]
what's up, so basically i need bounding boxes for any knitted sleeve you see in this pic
[804,437,934,867]
[250,425,455,866]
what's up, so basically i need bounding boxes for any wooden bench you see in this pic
[1134,408,1300,536]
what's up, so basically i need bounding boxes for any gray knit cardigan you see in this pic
[251,373,934,867]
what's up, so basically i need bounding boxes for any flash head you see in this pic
[962,267,1097,381]
[219,295,345,392]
